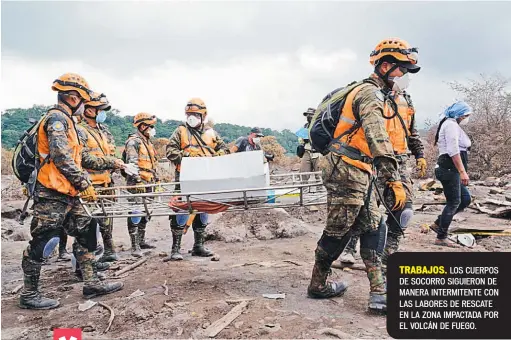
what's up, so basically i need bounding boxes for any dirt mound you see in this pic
[206,208,311,242]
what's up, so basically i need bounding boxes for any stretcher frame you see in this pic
[80,171,327,219]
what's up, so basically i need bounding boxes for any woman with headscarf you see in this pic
[430,101,473,247]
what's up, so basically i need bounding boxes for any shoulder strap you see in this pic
[84,125,108,156]
[188,127,216,156]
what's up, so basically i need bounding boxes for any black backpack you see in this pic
[11,115,49,185]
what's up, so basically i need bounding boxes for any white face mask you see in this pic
[390,73,411,92]
[186,115,201,128]
[148,127,156,137]
[253,137,261,145]
[73,102,85,116]
[459,116,470,126]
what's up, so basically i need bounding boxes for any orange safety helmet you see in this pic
[52,73,92,101]
[185,97,207,116]
[369,38,420,73]
[133,112,157,127]
[86,92,111,111]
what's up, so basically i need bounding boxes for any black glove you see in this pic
[296,145,305,158]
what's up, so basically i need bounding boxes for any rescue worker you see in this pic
[124,113,159,257]
[19,73,124,310]
[339,91,426,267]
[164,98,229,261]
[77,92,120,263]
[230,127,264,153]
[298,108,321,185]
[307,38,419,313]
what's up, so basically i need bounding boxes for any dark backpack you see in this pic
[11,116,49,185]
[308,80,368,155]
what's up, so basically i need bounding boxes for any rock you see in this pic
[127,289,145,299]
[202,322,211,329]
[308,205,319,212]
[82,325,95,332]
[10,229,30,241]
[262,293,285,299]
[234,321,244,329]
[490,188,504,195]
[159,252,168,257]
[484,177,499,187]
[505,195,511,202]
[78,300,97,312]
[211,254,220,261]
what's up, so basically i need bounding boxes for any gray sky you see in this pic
[2,1,510,131]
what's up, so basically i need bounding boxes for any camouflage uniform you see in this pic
[124,131,158,256]
[342,91,424,275]
[20,107,123,309]
[308,76,400,312]
[165,124,228,260]
[76,123,117,262]
[299,122,321,184]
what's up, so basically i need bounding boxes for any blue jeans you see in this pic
[434,166,472,240]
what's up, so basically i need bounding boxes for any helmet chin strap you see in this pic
[375,62,399,89]
[58,93,83,114]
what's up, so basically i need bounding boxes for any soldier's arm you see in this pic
[230,137,244,153]
[166,128,183,164]
[354,86,399,182]
[45,115,90,191]
[81,149,117,170]
[214,132,229,153]
[407,112,425,159]
[102,125,117,156]
[125,138,142,182]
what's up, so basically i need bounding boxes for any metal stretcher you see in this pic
[80,171,327,219]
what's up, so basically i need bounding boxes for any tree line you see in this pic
[1,106,300,155]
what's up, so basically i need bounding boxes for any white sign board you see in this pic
[179,150,270,202]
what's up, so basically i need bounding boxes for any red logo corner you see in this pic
[53,328,82,340]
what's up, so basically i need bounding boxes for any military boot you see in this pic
[19,254,59,310]
[138,228,156,249]
[130,232,143,258]
[361,248,387,313]
[307,247,348,299]
[191,229,213,257]
[58,243,72,262]
[98,237,118,262]
[78,252,123,299]
[163,229,183,261]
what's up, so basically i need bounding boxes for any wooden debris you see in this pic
[483,198,511,207]
[162,280,169,296]
[11,284,23,294]
[225,298,255,304]
[114,257,147,276]
[202,300,249,338]
[489,188,505,195]
[331,262,366,271]
[317,327,353,339]
[98,301,115,334]
[283,260,303,266]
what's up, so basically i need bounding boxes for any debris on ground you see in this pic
[262,293,285,300]
[78,300,97,312]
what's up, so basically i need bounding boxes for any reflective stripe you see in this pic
[340,116,356,125]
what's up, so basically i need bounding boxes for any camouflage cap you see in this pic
[250,127,264,137]
[303,107,316,116]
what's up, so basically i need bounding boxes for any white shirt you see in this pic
[437,118,471,157]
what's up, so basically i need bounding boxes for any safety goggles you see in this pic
[371,47,419,64]
[136,115,157,124]
[53,79,93,96]
[185,103,206,111]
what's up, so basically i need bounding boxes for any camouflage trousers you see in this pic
[94,184,114,248]
[126,179,154,236]
[300,151,320,183]
[25,184,96,266]
[321,155,385,293]
[344,155,414,274]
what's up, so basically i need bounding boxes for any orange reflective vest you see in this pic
[176,125,217,172]
[37,109,83,196]
[383,93,414,155]
[331,83,375,173]
[80,123,114,185]
[127,134,157,182]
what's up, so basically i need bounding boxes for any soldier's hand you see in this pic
[80,185,98,202]
[114,159,126,169]
[184,150,201,158]
[387,180,406,211]
[22,186,29,197]
[214,150,226,157]
[416,158,427,178]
